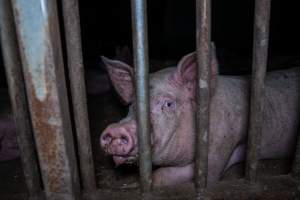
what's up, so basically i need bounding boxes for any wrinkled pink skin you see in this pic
[100,48,300,186]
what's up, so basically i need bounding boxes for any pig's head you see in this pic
[100,45,218,167]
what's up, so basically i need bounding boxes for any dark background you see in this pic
[1,0,300,84]
[78,0,300,73]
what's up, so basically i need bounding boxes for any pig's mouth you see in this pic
[102,141,138,166]
[101,143,138,166]
[112,154,138,166]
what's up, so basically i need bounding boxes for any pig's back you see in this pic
[211,67,300,161]
[261,67,300,159]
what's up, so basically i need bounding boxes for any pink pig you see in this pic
[100,45,300,186]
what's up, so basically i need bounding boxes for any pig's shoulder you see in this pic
[212,75,250,114]
[217,75,249,91]
[212,75,249,111]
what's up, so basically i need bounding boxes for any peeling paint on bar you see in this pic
[0,0,42,197]
[199,79,208,89]
[13,3,49,101]
[11,0,80,199]
[40,0,47,18]
[47,116,62,127]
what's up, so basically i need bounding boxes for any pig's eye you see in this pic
[162,99,176,111]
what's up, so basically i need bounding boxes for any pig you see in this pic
[100,45,300,186]
[0,92,19,162]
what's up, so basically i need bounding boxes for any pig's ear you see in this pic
[101,56,134,104]
[176,43,219,88]
[176,52,198,83]
[210,42,219,91]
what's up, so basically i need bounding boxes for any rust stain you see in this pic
[30,88,60,192]
[25,47,63,193]
[13,0,77,195]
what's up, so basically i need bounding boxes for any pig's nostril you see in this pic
[120,135,129,144]
[102,133,112,144]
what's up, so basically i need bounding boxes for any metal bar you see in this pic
[292,133,300,178]
[246,0,271,182]
[11,0,80,199]
[61,0,97,195]
[131,0,152,192]
[194,0,211,191]
[0,0,42,197]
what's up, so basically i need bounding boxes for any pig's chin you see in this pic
[113,155,137,166]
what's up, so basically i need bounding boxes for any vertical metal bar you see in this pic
[61,0,97,195]
[246,0,271,182]
[0,0,42,197]
[131,0,152,192]
[292,133,300,178]
[11,0,80,199]
[195,0,211,191]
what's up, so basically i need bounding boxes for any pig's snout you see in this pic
[100,125,134,156]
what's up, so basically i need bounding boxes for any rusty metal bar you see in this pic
[194,0,211,191]
[11,0,80,199]
[61,0,97,195]
[246,0,271,182]
[131,0,152,192]
[0,0,42,197]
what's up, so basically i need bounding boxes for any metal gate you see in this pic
[0,0,299,199]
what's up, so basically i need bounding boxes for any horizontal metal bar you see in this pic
[11,0,80,199]
[61,0,97,195]
[245,0,271,182]
[0,0,42,197]
[131,0,152,192]
[194,0,211,191]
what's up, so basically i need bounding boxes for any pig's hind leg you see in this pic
[152,164,194,186]
[223,143,246,173]
[206,137,242,185]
